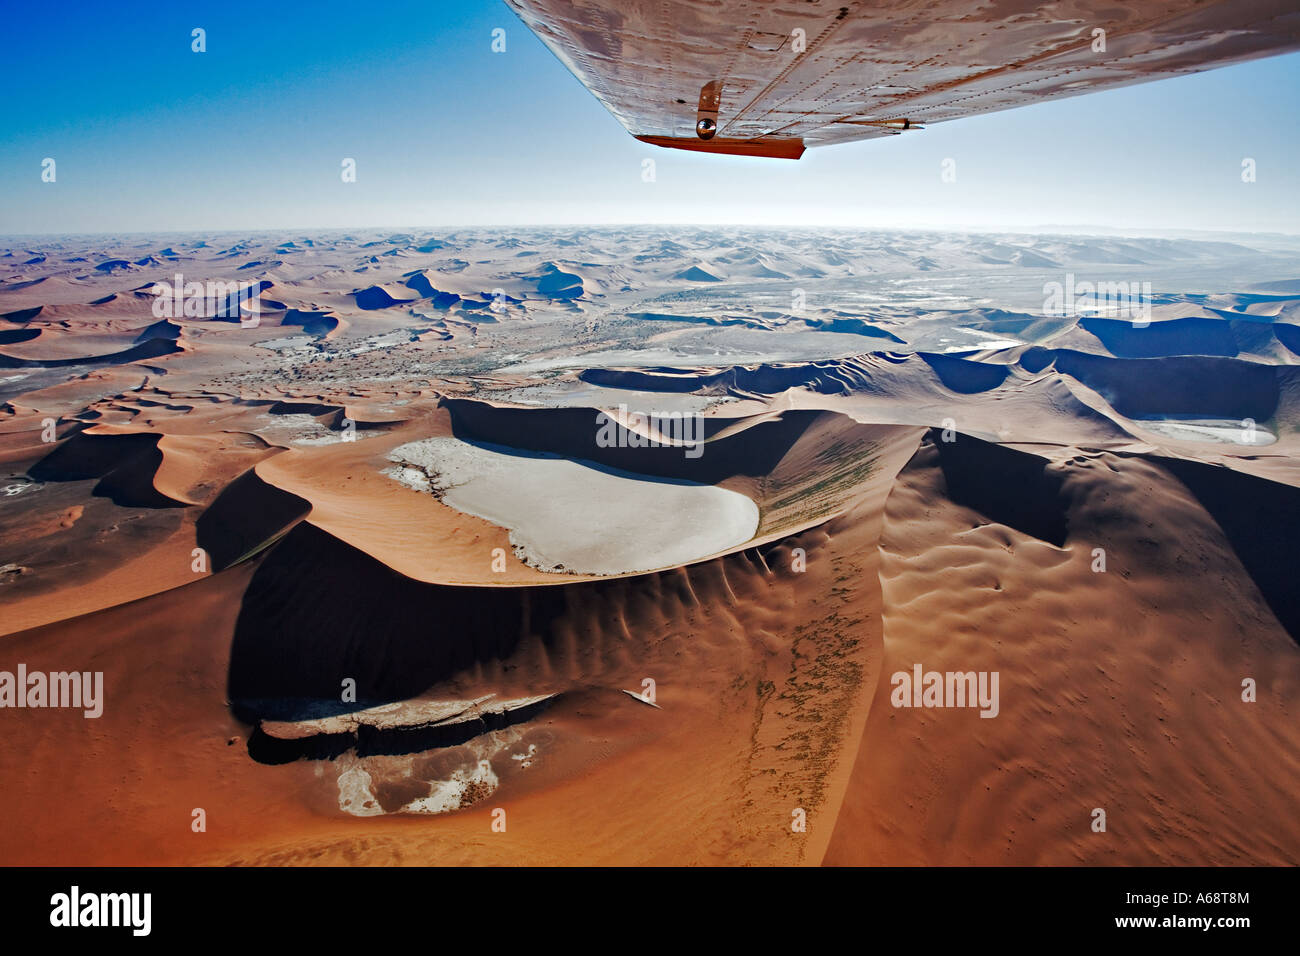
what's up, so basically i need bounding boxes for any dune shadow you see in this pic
[928,428,1069,547]
[443,397,823,484]
[1156,456,1300,646]
[227,521,570,725]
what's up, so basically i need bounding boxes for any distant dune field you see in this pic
[1,228,1297,865]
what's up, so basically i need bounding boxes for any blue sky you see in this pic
[1,0,1297,235]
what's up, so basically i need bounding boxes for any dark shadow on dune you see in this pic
[0,337,181,370]
[536,263,583,298]
[1274,324,1300,357]
[1156,456,1300,646]
[29,431,187,508]
[0,279,47,293]
[628,311,760,329]
[403,270,465,309]
[443,397,825,483]
[928,429,1068,546]
[449,437,723,488]
[133,319,181,344]
[246,728,354,765]
[195,468,312,571]
[1,306,43,322]
[0,328,40,345]
[281,309,339,337]
[580,366,729,392]
[227,522,571,725]
[265,399,342,417]
[228,519,815,760]
[1020,348,1283,422]
[805,317,905,341]
[1079,317,1239,358]
[353,286,415,310]
[579,358,881,396]
[919,352,1010,393]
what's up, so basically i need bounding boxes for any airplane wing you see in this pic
[505,0,1300,159]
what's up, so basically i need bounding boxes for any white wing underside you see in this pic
[507,0,1300,158]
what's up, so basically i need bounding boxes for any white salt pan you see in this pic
[385,436,759,574]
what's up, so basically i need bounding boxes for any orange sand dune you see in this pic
[3,229,1298,866]
[826,436,1299,864]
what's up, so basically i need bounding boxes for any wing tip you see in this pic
[635,135,806,160]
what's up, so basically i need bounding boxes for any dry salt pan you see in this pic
[384,436,758,575]
[1135,418,1276,446]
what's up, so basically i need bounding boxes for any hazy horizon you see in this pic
[5,223,1300,243]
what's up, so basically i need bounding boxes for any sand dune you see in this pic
[825,436,1299,865]
[1,227,1297,866]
